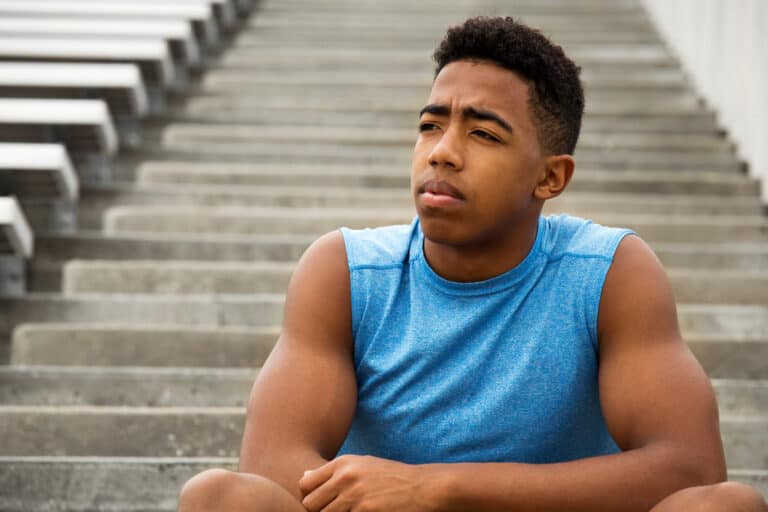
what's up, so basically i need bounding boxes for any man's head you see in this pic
[433,16,584,156]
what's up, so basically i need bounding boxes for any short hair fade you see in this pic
[433,16,584,155]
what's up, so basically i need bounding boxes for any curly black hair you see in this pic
[433,17,584,156]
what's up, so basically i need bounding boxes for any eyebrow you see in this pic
[419,104,514,133]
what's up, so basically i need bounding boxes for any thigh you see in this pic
[178,468,306,512]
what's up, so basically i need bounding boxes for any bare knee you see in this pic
[178,468,240,512]
[652,481,768,512]
[177,468,304,512]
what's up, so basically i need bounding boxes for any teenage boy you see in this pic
[178,17,767,512]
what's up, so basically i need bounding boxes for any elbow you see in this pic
[667,443,728,489]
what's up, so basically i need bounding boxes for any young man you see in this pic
[178,17,767,511]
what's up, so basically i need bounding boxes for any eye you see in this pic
[472,130,501,142]
[418,122,439,132]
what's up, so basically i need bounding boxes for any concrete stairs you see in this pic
[1,0,767,509]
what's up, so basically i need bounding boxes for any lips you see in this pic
[419,179,465,200]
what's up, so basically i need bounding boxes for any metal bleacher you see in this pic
[0,0,255,298]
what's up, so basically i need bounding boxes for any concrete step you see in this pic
[667,269,768,304]
[170,107,722,135]
[102,206,768,243]
[1,361,763,415]
[140,141,740,170]
[137,139,744,167]
[260,0,644,15]
[159,124,732,153]
[136,162,758,194]
[59,260,768,304]
[196,82,698,109]
[0,456,760,512]
[690,335,768,380]
[680,304,768,340]
[0,366,256,407]
[0,456,235,512]
[73,185,762,231]
[652,243,768,270]
[235,28,660,47]
[30,233,768,272]
[196,69,689,90]
[178,95,717,126]
[0,294,284,337]
[714,380,768,417]
[186,87,703,113]
[218,46,677,70]
[0,406,762,467]
[62,260,294,295]
[11,324,278,367]
[0,406,245,457]
[31,231,312,267]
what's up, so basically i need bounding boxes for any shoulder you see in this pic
[597,233,679,347]
[340,218,419,269]
[542,214,634,261]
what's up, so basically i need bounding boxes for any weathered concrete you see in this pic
[59,259,768,304]
[160,123,733,153]
[102,206,768,243]
[0,294,284,336]
[689,336,768,379]
[0,457,762,512]
[0,456,236,512]
[62,260,295,295]
[11,324,278,367]
[33,232,768,270]
[0,406,762,465]
[0,366,257,407]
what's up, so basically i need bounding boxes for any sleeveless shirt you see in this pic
[337,214,634,464]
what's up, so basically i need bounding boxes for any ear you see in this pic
[534,154,574,200]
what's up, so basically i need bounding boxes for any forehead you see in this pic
[428,60,532,125]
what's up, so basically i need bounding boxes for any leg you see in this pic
[651,482,768,512]
[177,468,306,512]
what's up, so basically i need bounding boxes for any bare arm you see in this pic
[238,231,357,499]
[299,235,726,512]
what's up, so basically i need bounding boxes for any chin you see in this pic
[418,215,471,246]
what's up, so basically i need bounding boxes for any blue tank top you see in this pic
[337,214,634,464]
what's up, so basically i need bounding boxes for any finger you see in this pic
[298,460,336,495]
[301,478,339,512]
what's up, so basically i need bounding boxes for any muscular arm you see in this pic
[238,231,356,499]
[300,235,726,512]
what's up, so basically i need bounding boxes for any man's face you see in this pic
[411,59,547,246]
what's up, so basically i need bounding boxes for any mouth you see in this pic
[417,179,466,208]
[418,179,466,200]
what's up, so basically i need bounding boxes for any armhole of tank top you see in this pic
[339,228,363,342]
[589,229,636,353]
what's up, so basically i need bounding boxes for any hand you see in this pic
[298,454,441,512]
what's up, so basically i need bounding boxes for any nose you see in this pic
[427,126,464,171]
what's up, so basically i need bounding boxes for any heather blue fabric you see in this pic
[337,214,634,464]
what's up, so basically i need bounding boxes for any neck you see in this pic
[423,212,541,283]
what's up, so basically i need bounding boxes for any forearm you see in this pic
[425,443,724,512]
[238,446,328,500]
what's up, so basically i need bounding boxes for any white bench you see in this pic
[0,99,118,184]
[0,143,79,232]
[0,143,78,201]
[0,1,221,52]
[0,196,33,295]
[0,62,149,148]
[0,37,176,112]
[95,0,241,32]
[0,17,202,71]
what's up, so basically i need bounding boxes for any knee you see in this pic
[177,468,242,512]
[707,482,767,512]
[653,481,767,512]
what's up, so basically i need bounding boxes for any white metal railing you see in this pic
[642,0,768,203]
